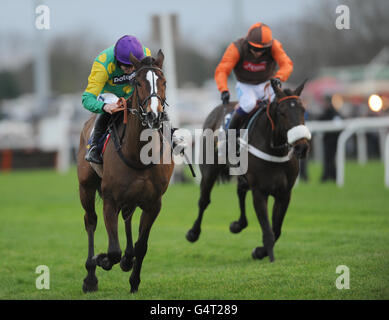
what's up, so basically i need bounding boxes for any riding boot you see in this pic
[228,109,249,132]
[229,108,249,154]
[218,108,249,161]
[85,112,111,164]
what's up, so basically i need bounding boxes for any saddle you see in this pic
[223,99,268,131]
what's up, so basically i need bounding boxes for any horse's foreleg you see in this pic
[272,192,291,242]
[93,199,121,271]
[186,165,220,243]
[120,207,136,272]
[230,177,249,233]
[129,202,161,293]
[80,184,99,293]
[252,192,291,261]
[251,189,275,262]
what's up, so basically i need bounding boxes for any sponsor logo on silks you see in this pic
[243,61,267,72]
[112,72,136,84]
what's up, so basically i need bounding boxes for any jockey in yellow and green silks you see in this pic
[82,35,151,164]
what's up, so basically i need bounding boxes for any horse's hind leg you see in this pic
[93,199,122,271]
[129,202,161,293]
[120,206,136,272]
[186,164,220,242]
[79,181,99,293]
[230,176,249,233]
[252,192,291,260]
[251,189,275,262]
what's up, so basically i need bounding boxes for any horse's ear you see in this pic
[270,78,283,98]
[294,78,308,96]
[156,49,164,68]
[129,53,141,69]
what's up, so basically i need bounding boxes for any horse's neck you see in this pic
[250,105,288,155]
[121,96,145,163]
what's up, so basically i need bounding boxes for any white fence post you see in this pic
[306,117,389,188]
[385,133,389,188]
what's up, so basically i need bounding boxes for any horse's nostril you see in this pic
[294,143,309,159]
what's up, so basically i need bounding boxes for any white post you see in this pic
[159,14,181,183]
[385,133,389,188]
[378,128,387,162]
[336,129,353,187]
[159,14,179,129]
[356,131,368,165]
[56,99,74,173]
[33,0,50,110]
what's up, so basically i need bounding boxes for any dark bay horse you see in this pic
[77,50,174,293]
[186,79,311,262]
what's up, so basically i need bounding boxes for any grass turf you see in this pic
[0,161,388,300]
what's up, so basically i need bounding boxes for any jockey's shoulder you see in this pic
[94,46,115,67]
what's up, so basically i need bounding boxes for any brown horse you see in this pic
[77,50,174,293]
[186,79,311,262]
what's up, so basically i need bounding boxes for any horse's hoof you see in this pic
[229,221,247,234]
[93,254,112,271]
[120,255,134,272]
[186,229,200,243]
[130,287,138,294]
[82,277,98,293]
[252,247,267,260]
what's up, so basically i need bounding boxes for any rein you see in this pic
[264,83,300,150]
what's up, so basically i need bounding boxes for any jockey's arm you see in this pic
[82,61,109,113]
[214,43,240,93]
[271,39,293,82]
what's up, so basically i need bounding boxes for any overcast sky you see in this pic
[0,0,316,70]
[0,0,310,43]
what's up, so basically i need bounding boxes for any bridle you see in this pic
[265,94,302,150]
[116,65,168,128]
[110,65,168,171]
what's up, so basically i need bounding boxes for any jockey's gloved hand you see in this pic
[272,78,282,88]
[221,91,230,105]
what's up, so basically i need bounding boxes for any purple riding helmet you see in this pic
[114,35,145,65]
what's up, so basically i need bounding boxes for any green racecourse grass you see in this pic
[0,161,388,300]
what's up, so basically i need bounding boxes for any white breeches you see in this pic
[236,80,275,113]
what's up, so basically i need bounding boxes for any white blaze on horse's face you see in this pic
[146,70,159,117]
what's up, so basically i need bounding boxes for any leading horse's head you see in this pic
[270,79,311,159]
[129,50,168,129]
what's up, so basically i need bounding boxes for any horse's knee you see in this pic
[198,196,210,211]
